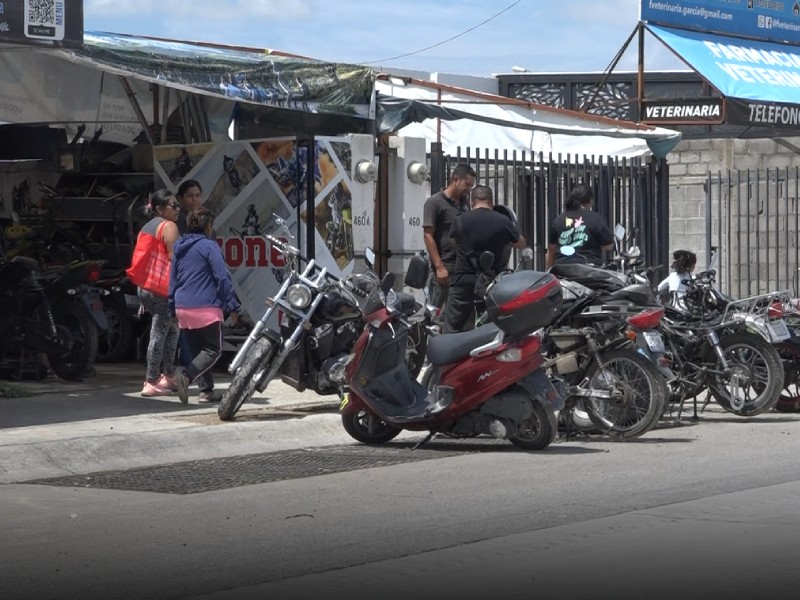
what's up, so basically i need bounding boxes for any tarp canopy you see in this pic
[0,31,376,144]
[375,78,682,159]
[71,32,376,119]
[647,24,800,128]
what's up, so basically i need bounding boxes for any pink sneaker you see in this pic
[141,381,172,397]
[158,374,178,391]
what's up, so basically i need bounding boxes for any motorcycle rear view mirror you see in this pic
[364,247,376,270]
[380,271,396,294]
[478,251,495,272]
[404,255,429,289]
[614,223,626,241]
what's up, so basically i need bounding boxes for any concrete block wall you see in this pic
[667,137,800,294]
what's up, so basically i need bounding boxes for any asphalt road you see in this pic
[2,404,800,600]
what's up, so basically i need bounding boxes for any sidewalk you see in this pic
[0,362,348,484]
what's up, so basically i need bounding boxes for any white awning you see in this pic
[375,77,682,159]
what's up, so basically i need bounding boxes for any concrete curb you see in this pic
[0,411,353,484]
[0,363,360,484]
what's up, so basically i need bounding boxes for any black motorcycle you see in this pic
[659,266,785,417]
[0,254,101,381]
[218,240,426,421]
[541,271,669,440]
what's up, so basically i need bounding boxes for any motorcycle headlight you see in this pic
[287,283,312,309]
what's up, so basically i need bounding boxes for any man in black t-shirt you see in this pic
[422,164,476,308]
[546,183,613,268]
[444,185,526,333]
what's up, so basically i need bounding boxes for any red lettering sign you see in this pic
[213,236,289,269]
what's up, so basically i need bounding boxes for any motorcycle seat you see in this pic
[603,283,656,305]
[392,292,419,317]
[426,323,500,366]
[549,263,624,292]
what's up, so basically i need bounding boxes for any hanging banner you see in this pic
[647,24,800,105]
[0,0,84,48]
[726,96,800,126]
[641,0,800,45]
[154,136,366,323]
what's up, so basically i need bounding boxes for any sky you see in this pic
[83,0,687,76]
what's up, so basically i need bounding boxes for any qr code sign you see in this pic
[24,0,65,40]
[27,0,55,24]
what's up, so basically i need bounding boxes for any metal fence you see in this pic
[706,168,800,298]
[428,144,670,273]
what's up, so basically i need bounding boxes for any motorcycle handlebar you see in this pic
[267,235,300,258]
[350,286,369,299]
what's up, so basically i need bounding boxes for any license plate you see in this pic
[643,331,666,353]
[767,319,791,342]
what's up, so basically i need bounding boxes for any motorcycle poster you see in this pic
[153,136,359,323]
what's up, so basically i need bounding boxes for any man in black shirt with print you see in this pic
[422,163,476,308]
[444,185,526,333]
[546,183,613,268]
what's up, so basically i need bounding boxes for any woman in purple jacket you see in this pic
[169,208,240,404]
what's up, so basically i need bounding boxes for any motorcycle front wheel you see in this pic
[218,337,276,421]
[710,332,784,416]
[47,299,98,381]
[583,348,667,440]
[341,410,401,445]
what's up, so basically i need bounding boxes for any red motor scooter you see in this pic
[339,254,565,451]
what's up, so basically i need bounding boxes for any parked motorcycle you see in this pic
[218,241,427,421]
[0,253,101,380]
[340,253,565,450]
[541,273,669,439]
[660,263,786,417]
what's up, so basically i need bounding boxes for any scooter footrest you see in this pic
[427,385,454,414]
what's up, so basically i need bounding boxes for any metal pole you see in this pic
[305,137,316,259]
[119,76,155,146]
[160,86,170,144]
[583,24,639,113]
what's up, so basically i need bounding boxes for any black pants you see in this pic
[428,261,455,309]
[443,281,476,333]
[183,321,223,393]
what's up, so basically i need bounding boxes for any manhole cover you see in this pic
[25,444,476,495]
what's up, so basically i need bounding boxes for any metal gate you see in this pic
[706,168,800,298]
[428,144,669,273]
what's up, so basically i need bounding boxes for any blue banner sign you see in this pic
[648,24,800,105]
[641,0,800,45]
